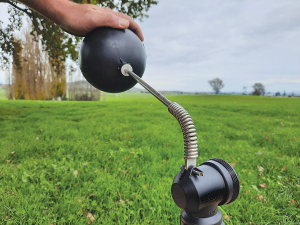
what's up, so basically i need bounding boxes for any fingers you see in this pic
[114,11,144,41]
[92,8,129,29]
[60,4,144,41]
[95,9,144,41]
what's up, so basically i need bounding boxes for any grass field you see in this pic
[0,88,6,100]
[0,95,299,224]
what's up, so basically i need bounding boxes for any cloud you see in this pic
[0,0,299,93]
[137,0,300,92]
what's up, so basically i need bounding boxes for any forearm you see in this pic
[17,0,73,25]
[17,0,144,40]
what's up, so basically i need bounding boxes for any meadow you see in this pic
[0,88,6,100]
[0,94,299,224]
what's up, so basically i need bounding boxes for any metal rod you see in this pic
[126,70,172,107]
[121,65,198,168]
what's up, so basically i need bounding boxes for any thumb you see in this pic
[99,12,130,29]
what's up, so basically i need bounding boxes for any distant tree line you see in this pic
[207,79,290,97]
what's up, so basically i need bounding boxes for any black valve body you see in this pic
[171,158,239,225]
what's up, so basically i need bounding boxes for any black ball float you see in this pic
[80,27,147,93]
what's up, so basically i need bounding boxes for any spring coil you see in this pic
[168,102,198,160]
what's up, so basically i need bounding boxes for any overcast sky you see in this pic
[0,0,299,94]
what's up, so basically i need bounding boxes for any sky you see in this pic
[0,0,299,94]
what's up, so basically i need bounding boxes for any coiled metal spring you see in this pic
[168,102,198,161]
[123,65,199,167]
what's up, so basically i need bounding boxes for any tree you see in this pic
[275,92,280,96]
[208,78,224,94]
[0,0,157,69]
[0,0,158,97]
[243,86,247,95]
[6,27,53,100]
[252,83,265,96]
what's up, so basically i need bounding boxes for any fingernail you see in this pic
[119,18,129,27]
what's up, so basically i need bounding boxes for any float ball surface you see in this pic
[80,27,146,93]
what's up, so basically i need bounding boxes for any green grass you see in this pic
[0,95,299,224]
[0,88,7,100]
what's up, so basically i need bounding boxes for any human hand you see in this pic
[59,3,144,41]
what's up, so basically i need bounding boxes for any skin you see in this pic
[17,0,144,41]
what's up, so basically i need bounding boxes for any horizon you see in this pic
[1,82,299,96]
[0,0,299,94]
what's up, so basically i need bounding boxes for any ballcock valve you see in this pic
[79,27,240,225]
